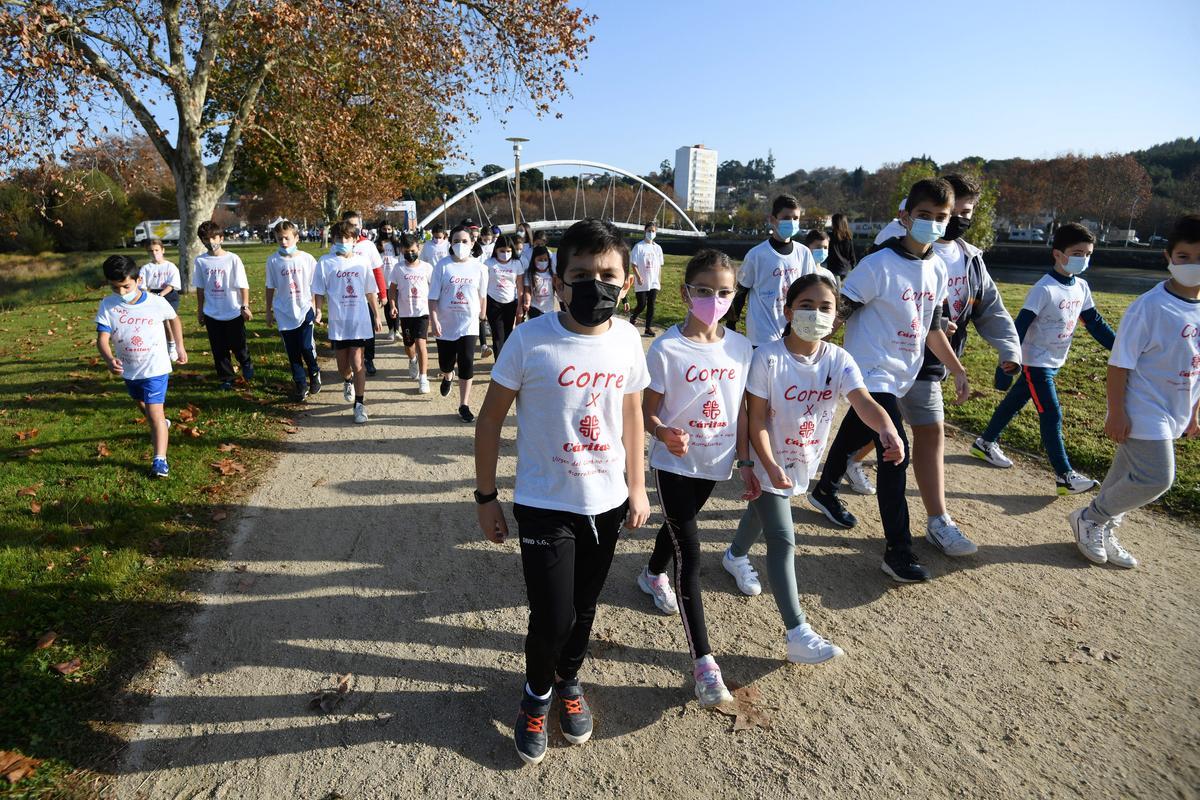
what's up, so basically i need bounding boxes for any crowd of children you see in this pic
[96,194,1200,767]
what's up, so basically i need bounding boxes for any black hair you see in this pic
[683,248,735,283]
[771,194,801,218]
[1052,222,1095,253]
[340,210,362,222]
[492,235,515,256]
[274,220,299,238]
[555,218,629,280]
[196,220,221,241]
[942,173,981,203]
[527,245,555,300]
[804,228,829,247]
[448,224,473,260]
[831,213,852,242]
[1167,213,1200,254]
[103,254,140,282]
[780,273,839,337]
[330,219,357,241]
[644,221,657,230]
[430,224,446,236]
[905,178,955,213]
[398,233,420,250]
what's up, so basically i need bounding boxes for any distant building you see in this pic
[674,144,718,214]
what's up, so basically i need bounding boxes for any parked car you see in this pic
[1008,228,1046,243]
[1148,234,1169,247]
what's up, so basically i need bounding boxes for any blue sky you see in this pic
[454,0,1200,178]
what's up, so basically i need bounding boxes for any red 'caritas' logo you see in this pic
[952,299,965,315]
[345,283,356,296]
[455,290,465,301]
[798,419,816,437]
[410,286,418,297]
[909,317,921,331]
[702,399,721,420]
[579,414,600,441]
[130,335,144,347]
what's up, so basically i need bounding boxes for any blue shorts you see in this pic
[125,374,169,405]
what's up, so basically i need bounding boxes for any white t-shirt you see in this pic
[380,240,399,277]
[874,219,907,246]
[390,260,433,318]
[1108,281,1200,440]
[631,240,665,292]
[312,253,375,341]
[491,313,650,515]
[526,267,557,314]
[95,291,176,381]
[139,260,181,293]
[192,252,250,321]
[479,241,496,261]
[264,250,317,331]
[841,245,948,396]
[1020,273,1095,369]
[354,238,383,270]
[646,325,753,481]
[933,240,971,322]
[737,239,817,347]
[429,256,488,340]
[420,240,448,267]
[486,256,521,304]
[746,339,865,496]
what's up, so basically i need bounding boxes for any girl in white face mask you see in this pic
[429,225,489,423]
[724,273,903,666]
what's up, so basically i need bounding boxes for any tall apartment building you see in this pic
[674,144,718,214]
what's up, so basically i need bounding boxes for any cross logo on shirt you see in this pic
[798,419,815,437]
[579,414,600,441]
[910,317,921,331]
[345,283,355,296]
[702,400,721,420]
[953,299,965,315]
[130,335,143,347]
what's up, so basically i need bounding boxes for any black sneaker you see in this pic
[439,376,452,397]
[365,359,377,376]
[292,382,308,403]
[219,380,234,391]
[807,486,858,528]
[458,405,475,423]
[308,372,322,394]
[514,693,551,766]
[554,679,593,745]
[242,363,255,380]
[881,549,931,583]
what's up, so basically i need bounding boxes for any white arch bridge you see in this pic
[417,159,706,238]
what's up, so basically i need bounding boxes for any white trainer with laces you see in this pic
[342,380,355,403]
[1068,508,1106,564]
[353,402,368,424]
[693,660,734,708]
[786,623,844,664]
[1057,471,1100,496]
[408,361,419,380]
[1103,515,1137,568]
[637,568,678,614]
[844,461,876,495]
[722,547,761,596]
[971,437,1013,468]
[418,376,430,394]
[925,515,978,556]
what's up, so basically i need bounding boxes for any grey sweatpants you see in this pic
[1082,437,1175,525]
[730,492,806,630]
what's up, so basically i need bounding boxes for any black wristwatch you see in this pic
[473,488,499,505]
[736,459,755,468]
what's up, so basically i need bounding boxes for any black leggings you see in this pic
[485,298,518,357]
[203,315,250,381]
[436,335,477,380]
[814,392,912,551]
[516,501,626,696]
[649,470,715,659]
[365,304,378,362]
[629,289,658,331]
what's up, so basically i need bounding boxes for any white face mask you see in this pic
[117,287,140,303]
[1063,255,1090,275]
[1168,262,1200,287]
[789,309,835,342]
[645,230,656,241]
[496,250,511,262]
[451,242,471,261]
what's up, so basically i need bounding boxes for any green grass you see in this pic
[0,243,324,796]
[650,254,1198,518]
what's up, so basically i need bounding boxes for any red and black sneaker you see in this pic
[514,693,551,765]
[554,678,593,745]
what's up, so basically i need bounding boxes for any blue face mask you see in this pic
[117,288,140,303]
[775,219,800,240]
[332,243,351,256]
[811,248,828,264]
[279,244,297,256]
[1063,255,1090,275]
[909,217,947,245]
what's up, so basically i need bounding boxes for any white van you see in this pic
[1008,228,1046,243]
[133,220,181,245]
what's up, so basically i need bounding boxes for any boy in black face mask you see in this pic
[474,218,651,766]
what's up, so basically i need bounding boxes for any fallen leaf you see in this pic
[715,683,772,731]
[210,458,246,476]
[309,673,354,714]
[233,564,247,572]
[34,631,57,650]
[16,484,41,497]
[29,501,41,515]
[52,657,81,675]
[283,427,299,435]
[178,403,200,423]
[177,424,203,439]
[217,442,239,452]
[96,442,111,458]
[211,510,228,522]
[312,477,326,487]
[0,750,42,784]
[15,429,39,441]
[132,416,147,424]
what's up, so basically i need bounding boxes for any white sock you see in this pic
[525,683,552,701]
[694,654,716,670]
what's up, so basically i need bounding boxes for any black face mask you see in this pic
[944,215,974,240]
[565,279,621,328]
[403,251,418,263]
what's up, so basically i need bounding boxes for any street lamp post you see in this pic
[507,137,529,228]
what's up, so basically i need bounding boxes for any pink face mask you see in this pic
[689,294,732,326]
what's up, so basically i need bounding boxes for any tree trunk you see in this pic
[176,182,219,293]
[324,185,341,227]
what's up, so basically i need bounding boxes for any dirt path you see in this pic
[116,337,1200,799]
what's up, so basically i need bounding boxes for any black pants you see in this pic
[436,335,477,380]
[649,470,715,659]
[203,315,250,381]
[814,392,912,551]
[381,297,399,333]
[516,501,627,696]
[365,304,378,363]
[485,298,518,358]
[629,289,658,331]
[279,308,318,386]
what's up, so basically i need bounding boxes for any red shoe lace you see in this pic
[524,712,546,733]
[562,697,584,716]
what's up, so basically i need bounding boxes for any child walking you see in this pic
[376,222,402,342]
[388,233,433,393]
[96,255,188,478]
[971,222,1115,495]
[518,246,557,321]
[474,218,649,766]
[265,220,321,402]
[343,211,386,376]
[429,224,488,423]
[138,239,182,361]
[726,274,904,661]
[639,249,755,706]
[1068,214,1200,567]
[192,221,254,390]
[484,235,520,357]
[629,222,664,336]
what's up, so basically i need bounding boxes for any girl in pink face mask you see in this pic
[639,249,758,710]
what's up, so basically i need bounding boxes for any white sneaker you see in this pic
[971,437,1013,468]
[1068,508,1106,564]
[637,568,678,615]
[693,660,733,708]
[481,345,494,359]
[167,341,179,362]
[1057,471,1100,496]
[843,460,876,495]
[385,331,396,343]
[342,380,354,403]
[408,360,419,380]
[925,515,978,557]
[786,623,844,664]
[1103,517,1137,568]
[722,547,761,596]
[418,376,430,394]
[353,402,368,424]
